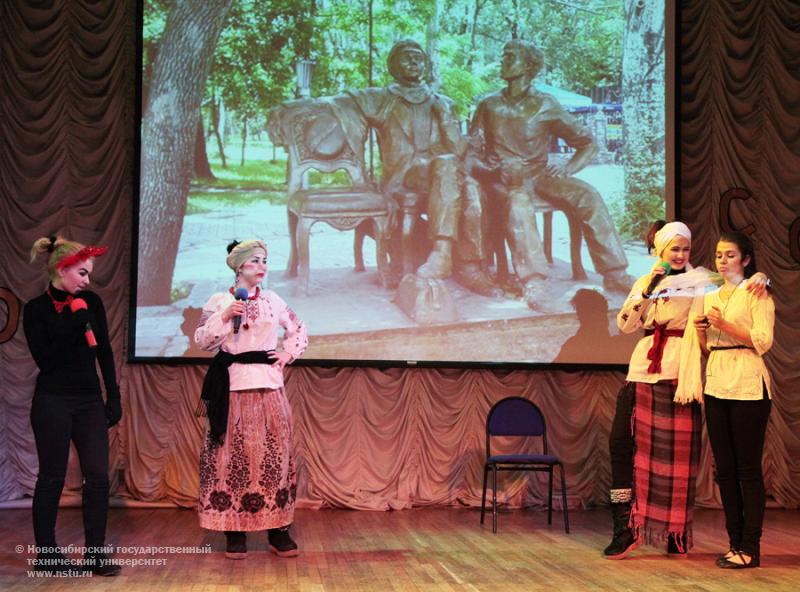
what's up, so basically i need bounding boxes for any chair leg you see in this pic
[401,208,416,275]
[495,235,509,284]
[285,211,299,278]
[374,217,390,287]
[560,463,570,534]
[480,465,489,525]
[354,222,367,272]
[492,465,498,534]
[567,214,587,280]
[296,218,312,297]
[543,211,553,264]
[547,468,553,525]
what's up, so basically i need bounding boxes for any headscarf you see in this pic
[653,221,691,259]
[226,239,267,271]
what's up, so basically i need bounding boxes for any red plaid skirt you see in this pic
[630,380,701,550]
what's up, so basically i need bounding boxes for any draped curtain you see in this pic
[1,0,798,510]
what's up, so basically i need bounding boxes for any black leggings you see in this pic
[30,393,110,550]
[704,389,771,556]
[608,382,635,491]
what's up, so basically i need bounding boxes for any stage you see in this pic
[1,507,798,591]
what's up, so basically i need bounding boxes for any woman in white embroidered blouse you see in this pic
[194,239,308,560]
[693,231,774,569]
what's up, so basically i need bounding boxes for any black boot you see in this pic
[667,532,688,558]
[268,526,299,558]
[224,531,247,560]
[603,502,636,559]
[82,551,122,576]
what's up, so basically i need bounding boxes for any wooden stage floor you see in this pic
[1,506,798,591]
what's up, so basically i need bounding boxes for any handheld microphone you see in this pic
[233,287,249,334]
[644,261,672,297]
[69,298,97,348]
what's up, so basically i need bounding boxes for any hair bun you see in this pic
[645,219,668,254]
[226,240,240,254]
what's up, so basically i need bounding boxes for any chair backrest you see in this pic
[485,396,548,456]
[267,98,370,195]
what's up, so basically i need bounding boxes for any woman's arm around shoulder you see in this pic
[748,290,775,355]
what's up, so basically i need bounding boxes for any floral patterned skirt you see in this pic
[198,388,296,531]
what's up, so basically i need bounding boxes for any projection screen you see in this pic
[132,0,674,366]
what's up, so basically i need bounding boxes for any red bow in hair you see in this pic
[55,245,108,269]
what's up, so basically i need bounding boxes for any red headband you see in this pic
[55,245,108,269]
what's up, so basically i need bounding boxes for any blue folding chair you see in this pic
[480,396,570,534]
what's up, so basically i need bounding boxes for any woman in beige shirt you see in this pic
[694,231,774,569]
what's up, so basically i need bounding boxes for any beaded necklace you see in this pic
[228,286,260,330]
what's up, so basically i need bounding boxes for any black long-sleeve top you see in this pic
[23,285,119,399]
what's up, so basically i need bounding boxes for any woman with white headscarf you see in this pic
[195,239,308,560]
[603,221,768,560]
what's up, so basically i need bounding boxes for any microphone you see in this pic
[644,261,672,297]
[69,298,97,348]
[233,287,249,334]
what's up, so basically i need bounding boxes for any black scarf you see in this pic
[199,350,277,443]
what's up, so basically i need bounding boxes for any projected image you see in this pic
[135,0,667,364]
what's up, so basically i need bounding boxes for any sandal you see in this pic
[719,550,759,569]
[715,548,737,567]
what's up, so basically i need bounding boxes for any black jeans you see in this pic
[609,382,635,491]
[704,389,771,556]
[30,393,110,550]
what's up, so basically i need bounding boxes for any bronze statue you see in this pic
[333,39,495,294]
[468,40,633,310]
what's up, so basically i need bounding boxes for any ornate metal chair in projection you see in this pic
[268,98,396,295]
[480,396,570,534]
[487,195,587,285]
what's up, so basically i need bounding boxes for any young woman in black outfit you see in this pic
[23,236,121,576]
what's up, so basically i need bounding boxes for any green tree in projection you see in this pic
[143,0,216,180]
[308,0,622,115]
[309,0,372,94]
[309,0,441,95]
[209,0,315,166]
[141,0,169,86]
[139,0,235,306]
[621,0,665,239]
[454,0,623,96]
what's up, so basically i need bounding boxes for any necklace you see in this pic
[229,285,260,330]
[713,279,744,347]
[229,285,260,300]
[719,281,740,303]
